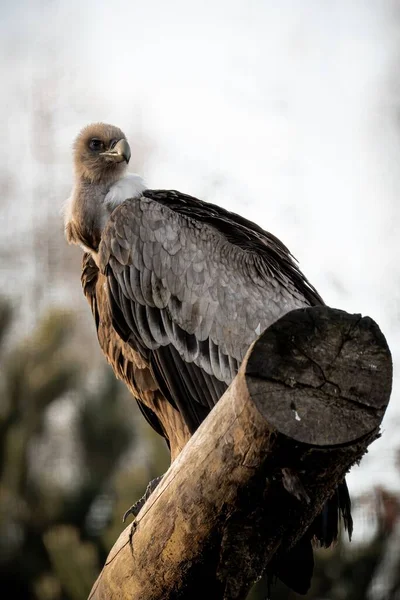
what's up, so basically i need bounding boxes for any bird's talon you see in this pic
[123,505,137,523]
[122,476,163,523]
[123,497,145,522]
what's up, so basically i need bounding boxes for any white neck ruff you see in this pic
[103,173,146,212]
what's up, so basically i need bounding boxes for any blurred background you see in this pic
[1,0,400,598]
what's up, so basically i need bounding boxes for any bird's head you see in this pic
[73,123,131,184]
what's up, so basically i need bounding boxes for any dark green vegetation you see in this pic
[0,299,169,599]
[0,298,399,599]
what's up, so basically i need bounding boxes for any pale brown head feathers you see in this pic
[65,123,145,254]
[73,123,131,184]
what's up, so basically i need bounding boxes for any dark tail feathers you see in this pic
[271,480,352,595]
[311,479,353,547]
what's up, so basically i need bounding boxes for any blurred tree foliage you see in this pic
[0,297,399,600]
[0,298,168,599]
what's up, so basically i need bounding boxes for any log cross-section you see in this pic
[88,306,392,600]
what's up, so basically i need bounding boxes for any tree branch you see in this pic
[88,307,392,600]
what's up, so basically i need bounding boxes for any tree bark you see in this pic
[88,306,392,600]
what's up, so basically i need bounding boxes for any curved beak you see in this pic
[100,138,131,163]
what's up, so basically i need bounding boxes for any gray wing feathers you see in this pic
[100,197,309,384]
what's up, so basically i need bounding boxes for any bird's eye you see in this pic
[89,138,104,151]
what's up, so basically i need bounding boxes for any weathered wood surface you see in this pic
[88,307,392,600]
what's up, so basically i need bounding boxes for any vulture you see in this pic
[64,122,352,594]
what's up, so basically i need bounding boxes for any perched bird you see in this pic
[64,122,352,594]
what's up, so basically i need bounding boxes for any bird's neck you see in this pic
[64,179,109,253]
[64,173,146,255]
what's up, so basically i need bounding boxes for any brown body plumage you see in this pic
[81,253,191,459]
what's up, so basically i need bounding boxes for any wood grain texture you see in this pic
[88,306,392,600]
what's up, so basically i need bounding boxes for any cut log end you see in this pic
[246,306,392,446]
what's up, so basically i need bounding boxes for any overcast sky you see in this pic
[1,0,400,508]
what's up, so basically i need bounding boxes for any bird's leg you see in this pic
[123,475,163,523]
[124,476,164,555]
